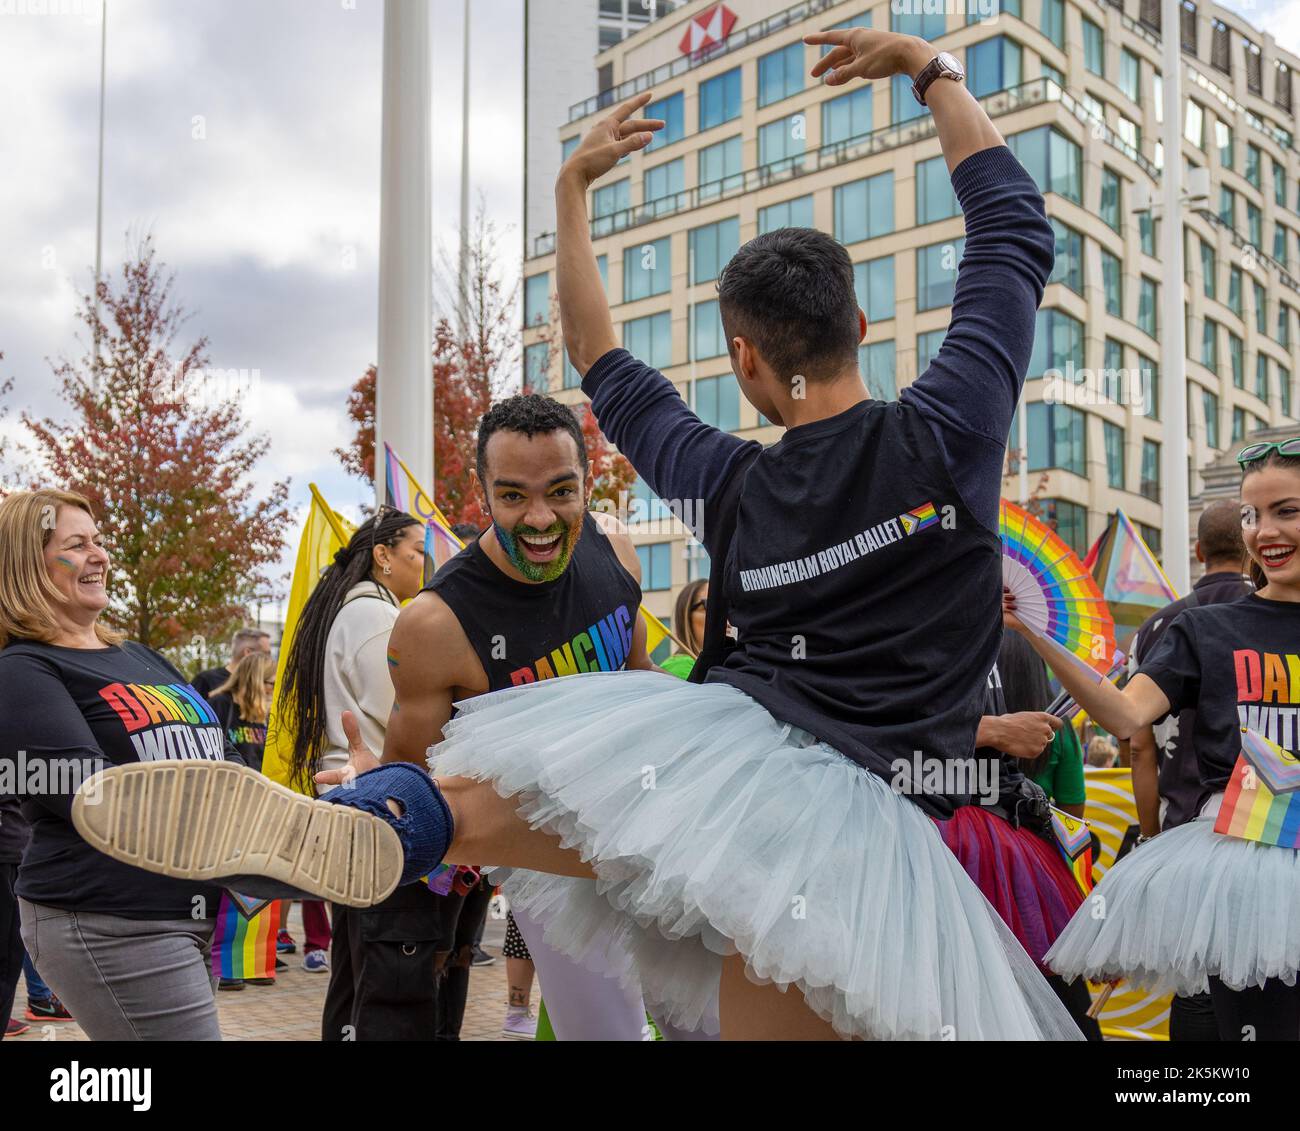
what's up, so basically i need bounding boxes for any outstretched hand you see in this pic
[314,710,382,788]
[559,92,664,190]
[805,28,933,86]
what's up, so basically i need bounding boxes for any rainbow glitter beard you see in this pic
[495,520,581,583]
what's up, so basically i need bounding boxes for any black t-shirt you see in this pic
[0,639,238,918]
[190,665,231,703]
[1138,593,1300,793]
[1131,572,1255,827]
[208,692,268,774]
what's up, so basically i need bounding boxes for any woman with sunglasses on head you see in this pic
[273,507,431,1035]
[0,490,249,1040]
[1012,437,1300,1041]
[660,579,708,681]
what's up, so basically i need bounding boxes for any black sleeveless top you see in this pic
[423,512,642,691]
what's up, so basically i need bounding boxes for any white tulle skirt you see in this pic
[431,670,1082,1040]
[1046,799,1300,995]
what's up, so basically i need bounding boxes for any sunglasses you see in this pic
[690,598,708,612]
[1237,436,1300,466]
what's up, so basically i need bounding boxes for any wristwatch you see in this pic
[912,51,965,106]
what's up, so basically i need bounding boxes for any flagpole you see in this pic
[457,0,472,337]
[93,0,107,363]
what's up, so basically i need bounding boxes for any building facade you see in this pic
[522,0,1300,652]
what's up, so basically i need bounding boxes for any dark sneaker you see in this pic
[218,978,246,992]
[25,997,74,1022]
[71,761,403,908]
[6,1017,31,1036]
[275,956,288,971]
[244,977,275,986]
[470,945,496,967]
[276,929,297,954]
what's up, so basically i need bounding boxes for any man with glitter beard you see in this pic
[385,394,713,1040]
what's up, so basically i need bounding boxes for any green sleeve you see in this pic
[1049,726,1088,806]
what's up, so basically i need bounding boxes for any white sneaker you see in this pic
[501,1005,537,1040]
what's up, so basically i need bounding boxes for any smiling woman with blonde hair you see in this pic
[0,488,244,1040]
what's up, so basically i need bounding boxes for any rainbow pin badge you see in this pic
[1214,728,1300,849]
[899,501,939,536]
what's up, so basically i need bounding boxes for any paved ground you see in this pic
[7,902,522,1042]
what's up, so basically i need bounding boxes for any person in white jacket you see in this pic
[275,506,431,1040]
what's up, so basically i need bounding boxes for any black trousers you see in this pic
[433,880,494,1041]
[1169,991,1220,1042]
[320,882,444,1042]
[1046,973,1102,1041]
[0,864,22,1037]
[1208,976,1300,1042]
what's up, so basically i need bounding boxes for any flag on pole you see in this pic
[261,485,357,794]
[1085,510,1179,648]
[384,441,676,655]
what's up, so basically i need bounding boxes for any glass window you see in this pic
[699,67,742,131]
[562,350,581,390]
[1138,353,1160,420]
[644,158,684,206]
[1185,101,1204,148]
[524,342,549,390]
[1281,366,1293,418]
[1139,276,1159,338]
[1027,403,1087,476]
[860,339,897,402]
[1254,280,1268,334]
[1101,249,1123,315]
[854,257,896,322]
[623,237,671,302]
[561,136,580,162]
[1201,318,1218,370]
[917,239,965,311]
[1246,143,1261,187]
[758,114,806,173]
[834,172,894,244]
[1247,202,1262,247]
[1138,522,1162,559]
[1028,309,1084,377]
[821,88,872,146]
[1006,126,1081,203]
[1140,212,1157,256]
[693,374,739,430]
[916,154,959,225]
[593,178,630,219]
[1229,331,1243,388]
[1200,239,1216,300]
[1218,185,1236,227]
[892,8,945,38]
[524,273,549,327]
[892,73,926,124]
[1281,304,1293,350]
[691,300,727,361]
[1256,353,1270,403]
[689,218,739,284]
[1050,219,1083,294]
[687,541,710,582]
[1040,0,1063,47]
[698,136,742,200]
[758,195,814,233]
[1228,265,1243,317]
[1202,387,1220,449]
[1083,18,1105,77]
[967,36,1022,97]
[1274,160,1288,208]
[1100,168,1122,231]
[1104,420,1125,488]
[1042,63,1064,88]
[622,311,672,369]
[917,329,947,374]
[646,92,684,149]
[1274,223,1290,270]
[758,42,804,108]
[1117,115,1140,153]
[1140,439,1161,500]
[635,543,673,591]
[1232,406,1248,445]
[1041,499,1087,556]
[1120,49,1140,101]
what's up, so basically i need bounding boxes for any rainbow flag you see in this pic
[899,500,938,535]
[211,892,282,980]
[1214,728,1300,848]
[1049,807,1094,895]
[1085,509,1178,649]
[423,517,465,586]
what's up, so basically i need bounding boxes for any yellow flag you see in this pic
[262,486,357,794]
[640,607,670,655]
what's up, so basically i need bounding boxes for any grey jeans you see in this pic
[19,898,221,1041]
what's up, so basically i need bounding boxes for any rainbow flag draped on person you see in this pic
[210,892,282,980]
[1214,728,1300,848]
[383,441,672,654]
[262,486,357,795]
[1084,509,1178,648]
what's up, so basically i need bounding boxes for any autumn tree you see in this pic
[337,203,635,527]
[19,236,292,655]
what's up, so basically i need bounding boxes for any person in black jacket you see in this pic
[191,628,271,703]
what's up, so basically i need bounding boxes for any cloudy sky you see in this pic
[0,0,1297,617]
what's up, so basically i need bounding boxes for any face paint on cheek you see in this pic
[54,556,78,571]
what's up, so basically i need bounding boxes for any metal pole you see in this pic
[458,0,471,337]
[1018,400,1029,504]
[93,0,107,364]
[1159,0,1190,592]
[376,0,434,510]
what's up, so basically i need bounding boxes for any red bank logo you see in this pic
[679,3,738,55]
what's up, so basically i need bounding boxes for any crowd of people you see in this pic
[1,24,1297,1043]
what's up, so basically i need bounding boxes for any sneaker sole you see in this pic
[72,761,402,909]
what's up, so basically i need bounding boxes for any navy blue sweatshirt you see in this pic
[583,146,1054,814]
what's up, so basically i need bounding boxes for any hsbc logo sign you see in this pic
[678,2,738,55]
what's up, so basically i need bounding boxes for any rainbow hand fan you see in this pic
[1000,500,1117,678]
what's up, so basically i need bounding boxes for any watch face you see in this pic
[938,51,964,78]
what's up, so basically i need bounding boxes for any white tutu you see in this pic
[432,670,1082,1040]
[1046,804,1300,995]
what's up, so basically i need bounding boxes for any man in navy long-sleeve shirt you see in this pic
[555,29,1055,815]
